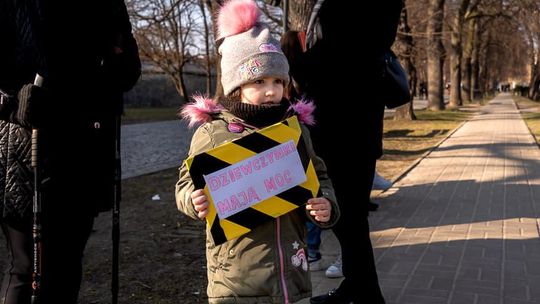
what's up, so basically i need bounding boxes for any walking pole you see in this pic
[112,109,121,304]
[31,73,44,304]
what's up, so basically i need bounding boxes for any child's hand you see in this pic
[191,189,209,219]
[306,197,331,223]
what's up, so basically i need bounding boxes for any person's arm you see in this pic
[175,124,216,220]
[103,0,141,93]
[300,125,340,227]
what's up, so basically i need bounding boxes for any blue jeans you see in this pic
[306,222,321,259]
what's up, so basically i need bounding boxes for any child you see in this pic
[175,0,339,303]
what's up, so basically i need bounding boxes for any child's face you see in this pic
[240,77,284,106]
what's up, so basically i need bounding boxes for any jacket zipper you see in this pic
[276,217,290,303]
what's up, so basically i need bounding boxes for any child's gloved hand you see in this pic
[306,197,331,222]
[191,189,209,219]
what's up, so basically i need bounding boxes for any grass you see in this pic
[513,95,540,145]
[122,107,180,125]
[377,109,472,182]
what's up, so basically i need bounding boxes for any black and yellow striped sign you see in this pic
[185,116,320,245]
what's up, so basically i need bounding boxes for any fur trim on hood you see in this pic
[180,95,224,128]
[289,98,316,126]
[180,95,315,128]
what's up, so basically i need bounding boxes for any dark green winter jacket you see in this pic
[176,97,339,303]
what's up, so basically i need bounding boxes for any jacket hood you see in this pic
[180,95,315,128]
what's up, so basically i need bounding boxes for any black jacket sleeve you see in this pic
[102,0,141,93]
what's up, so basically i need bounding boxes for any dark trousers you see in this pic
[330,157,384,303]
[1,211,94,304]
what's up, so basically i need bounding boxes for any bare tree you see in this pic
[204,0,225,98]
[287,0,316,30]
[198,0,212,94]
[426,0,446,110]
[447,0,471,108]
[394,4,417,120]
[130,0,199,100]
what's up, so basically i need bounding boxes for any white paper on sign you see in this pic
[203,140,307,219]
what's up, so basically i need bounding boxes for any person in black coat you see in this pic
[299,1,404,303]
[0,0,140,303]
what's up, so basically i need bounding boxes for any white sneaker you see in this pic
[325,255,343,278]
[372,172,392,190]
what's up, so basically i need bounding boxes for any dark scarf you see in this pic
[221,98,292,128]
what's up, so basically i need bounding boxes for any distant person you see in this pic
[175,1,339,302]
[0,0,140,302]
[419,81,427,99]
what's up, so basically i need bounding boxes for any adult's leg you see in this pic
[334,157,384,302]
[0,219,32,304]
[39,204,95,303]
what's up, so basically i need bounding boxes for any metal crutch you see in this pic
[31,73,44,304]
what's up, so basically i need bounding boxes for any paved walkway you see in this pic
[304,93,540,303]
[121,120,193,179]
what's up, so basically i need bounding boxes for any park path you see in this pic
[305,93,540,304]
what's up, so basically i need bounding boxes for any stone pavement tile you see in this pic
[524,241,540,259]
[503,279,529,300]
[504,300,539,304]
[454,279,499,296]
[529,278,540,302]
[430,277,454,291]
[382,286,402,303]
[415,264,456,278]
[403,274,432,289]
[378,273,408,287]
[524,260,540,275]
[479,269,500,282]
[389,260,417,274]
[504,260,526,278]
[457,266,481,280]
[399,294,447,304]
[448,292,477,304]
[477,294,500,304]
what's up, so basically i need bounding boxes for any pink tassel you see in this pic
[217,0,260,39]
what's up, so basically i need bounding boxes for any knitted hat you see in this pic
[217,0,289,96]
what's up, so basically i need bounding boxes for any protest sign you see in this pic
[185,116,320,244]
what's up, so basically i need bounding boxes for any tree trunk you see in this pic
[200,0,212,94]
[462,18,475,103]
[206,0,224,98]
[529,32,540,100]
[173,68,188,101]
[470,21,481,101]
[478,30,491,97]
[394,4,416,120]
[448,0,471,109]
[426,0,446,111]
